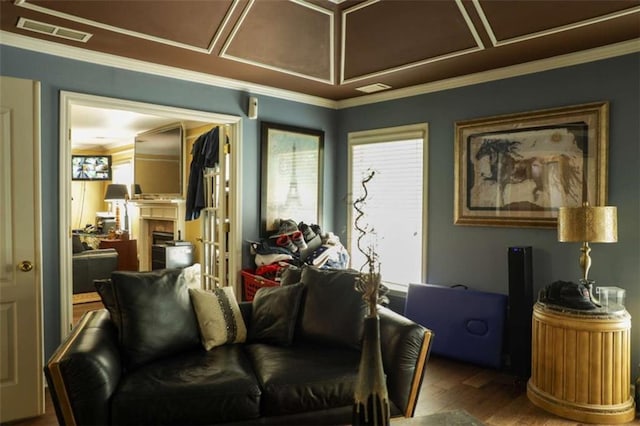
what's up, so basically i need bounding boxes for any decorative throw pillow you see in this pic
[110,269,201,370]
[248,282,305,346]
[298,266,367,349]
[189,287,247,350]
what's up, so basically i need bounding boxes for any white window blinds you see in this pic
[348,124,428,291]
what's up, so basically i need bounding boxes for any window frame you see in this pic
[347,123,429,294]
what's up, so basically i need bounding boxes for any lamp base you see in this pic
[579,278,600,308]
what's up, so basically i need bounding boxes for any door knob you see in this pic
[18,260,33,272]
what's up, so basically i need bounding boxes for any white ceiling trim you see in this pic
[340,0,484,85]
[209,0,242,54]
[16,0,233,54]
[220,0,334,85]
[456,0,485,50]
[473,0,640,48]
[2,31,638,110]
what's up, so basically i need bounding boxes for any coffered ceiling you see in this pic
[1,0,639,102]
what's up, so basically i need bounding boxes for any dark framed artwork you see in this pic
[454,102,609,228]
[260,122,324,236]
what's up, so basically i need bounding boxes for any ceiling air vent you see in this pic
[17,17,92,43]
[356,83,392,93]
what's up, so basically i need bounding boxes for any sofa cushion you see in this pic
[110,269,200,370]
[111,345,261,425]
[244,342,360,416]
[189,287,247,350]
[299,267,366,349]
[248,282,305,346]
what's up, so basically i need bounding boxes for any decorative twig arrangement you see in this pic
[353,170,388,316]
[352,169,391,426]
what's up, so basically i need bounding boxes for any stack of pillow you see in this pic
[93,265,365,370]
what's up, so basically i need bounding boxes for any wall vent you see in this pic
[17,17,92,43]
[356,83,392,93]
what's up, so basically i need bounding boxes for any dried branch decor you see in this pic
[352,170,390,426]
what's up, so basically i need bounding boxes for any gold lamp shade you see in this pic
[557,204,617,299]
[558,205,618,243]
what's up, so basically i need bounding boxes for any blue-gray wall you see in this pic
[336,53,640,372]
[1,45,638,373]
[0,45,337,361]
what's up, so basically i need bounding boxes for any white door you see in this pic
[0,76,44,422]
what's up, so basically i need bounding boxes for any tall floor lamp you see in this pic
[104,184,130,232]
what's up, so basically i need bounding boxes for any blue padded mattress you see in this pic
[404,283,507,369]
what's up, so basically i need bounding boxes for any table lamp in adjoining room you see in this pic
[104,183,129,232]
[557,202,618,305]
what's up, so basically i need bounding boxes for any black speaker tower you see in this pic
[507,246,533,379]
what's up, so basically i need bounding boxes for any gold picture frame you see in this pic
[454,102,609,228]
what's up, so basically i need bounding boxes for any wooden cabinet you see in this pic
[99,239,139,271]
[527,302,635,424]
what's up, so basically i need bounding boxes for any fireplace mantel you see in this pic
[132,199,186,271]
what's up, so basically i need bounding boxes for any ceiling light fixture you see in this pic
[356,83,392,94]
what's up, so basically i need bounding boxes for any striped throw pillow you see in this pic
[189,287,247,350]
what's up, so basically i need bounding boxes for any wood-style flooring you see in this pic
[8,302,639,425]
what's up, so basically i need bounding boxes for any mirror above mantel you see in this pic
[134,123,184,199]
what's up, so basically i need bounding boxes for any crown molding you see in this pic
[0,30,338,109]
[1,31,639,110]
[337,38,640,109]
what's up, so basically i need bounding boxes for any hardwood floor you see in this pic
[12,352,635,425]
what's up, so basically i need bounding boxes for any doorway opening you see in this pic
[59,92,243,335]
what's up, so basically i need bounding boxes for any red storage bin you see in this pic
[241,269,279,301]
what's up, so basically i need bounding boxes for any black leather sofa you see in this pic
[72,234,118,294]
[45,267,434,425]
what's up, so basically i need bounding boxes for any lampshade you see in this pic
[104,184,129,201]
[133,184,142,195]
[558,205,618,243]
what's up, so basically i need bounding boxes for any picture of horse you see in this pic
[454,102,608,228]
[467,126,584,211]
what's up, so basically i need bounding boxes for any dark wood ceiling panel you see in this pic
[343,0,479,81]
[479,0,640,42]
[223,1,332,81]
[23,0,230,49]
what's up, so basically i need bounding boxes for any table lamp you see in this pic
[104,184,129,231]
[557,202,617,305]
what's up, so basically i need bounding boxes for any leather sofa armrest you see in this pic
[45,309,122,426]
[378,306,434,418]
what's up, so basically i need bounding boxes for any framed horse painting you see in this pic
[454,102,609,228]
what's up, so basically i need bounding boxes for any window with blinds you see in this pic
[348,124,428,292]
